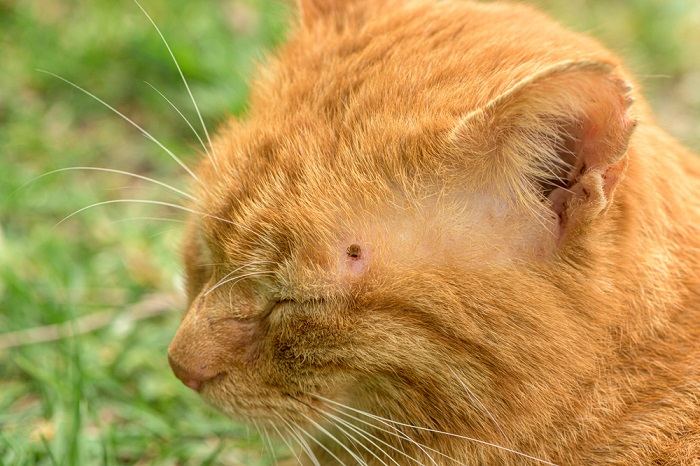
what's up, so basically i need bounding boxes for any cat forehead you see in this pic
[198,167,554,270]
[194,0,609,260]
[253,4,553,113]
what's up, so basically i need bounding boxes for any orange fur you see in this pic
[167,1,700,464]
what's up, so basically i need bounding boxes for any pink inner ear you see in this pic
[548,93,635,243]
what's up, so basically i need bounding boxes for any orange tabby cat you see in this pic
[167,0,700,464]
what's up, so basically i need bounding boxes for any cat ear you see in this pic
[449,60,637,245]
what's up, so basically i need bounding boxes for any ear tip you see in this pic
[605,72,636,110]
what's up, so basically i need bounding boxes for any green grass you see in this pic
[0,1,698,465]
[1,0,289,464]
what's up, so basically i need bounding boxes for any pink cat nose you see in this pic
[167,353,219,392]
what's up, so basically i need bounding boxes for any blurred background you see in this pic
[0,0,698,464]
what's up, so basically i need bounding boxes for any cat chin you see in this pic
[200,381,314,424]
[201,391,284,423]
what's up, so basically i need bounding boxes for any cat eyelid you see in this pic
[264,299,294,316]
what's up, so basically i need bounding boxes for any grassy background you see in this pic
[1,0,698,465]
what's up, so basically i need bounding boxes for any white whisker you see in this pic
[134,0,219,172]
[270,417,303,465]
[109,216,186,225]
[321,403,443,466]
[24,166,194,200]
[320,411,390,466]
[204,269,276,296]
[295,422,348,466]
[277,416,322,466]
[261,425,279,466]
[252,420,270,463]
[203,260,277,296]
[449,367,508,443]
[300,412,367,466]
[144,81,211,160]
[293,428,323,466]
[54,199,236,228]
[36,69,200,182]
[316,396,558,466]
[319,409,412,466]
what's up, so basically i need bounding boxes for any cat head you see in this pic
[168,0,636,436]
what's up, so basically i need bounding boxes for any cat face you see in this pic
[168,0,635,438]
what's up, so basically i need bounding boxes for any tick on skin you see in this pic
[344,243,367,276]
[346,244,362,260]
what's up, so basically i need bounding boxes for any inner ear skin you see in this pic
[546,80,636,242]
[545,118,588,224]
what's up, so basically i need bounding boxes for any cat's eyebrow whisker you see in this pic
[54,199,235,228]
[204,270,276,296]
[300,412,368,466]
[204,260,278,296]
[144,81,211,161]
[197,262,228,268]
[134,0,219,173]
[24,166,195,201]
[315,395,559,466]
[36,70,200,183]
[109,216,186,225]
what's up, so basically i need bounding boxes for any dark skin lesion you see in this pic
[346,243,362,259]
